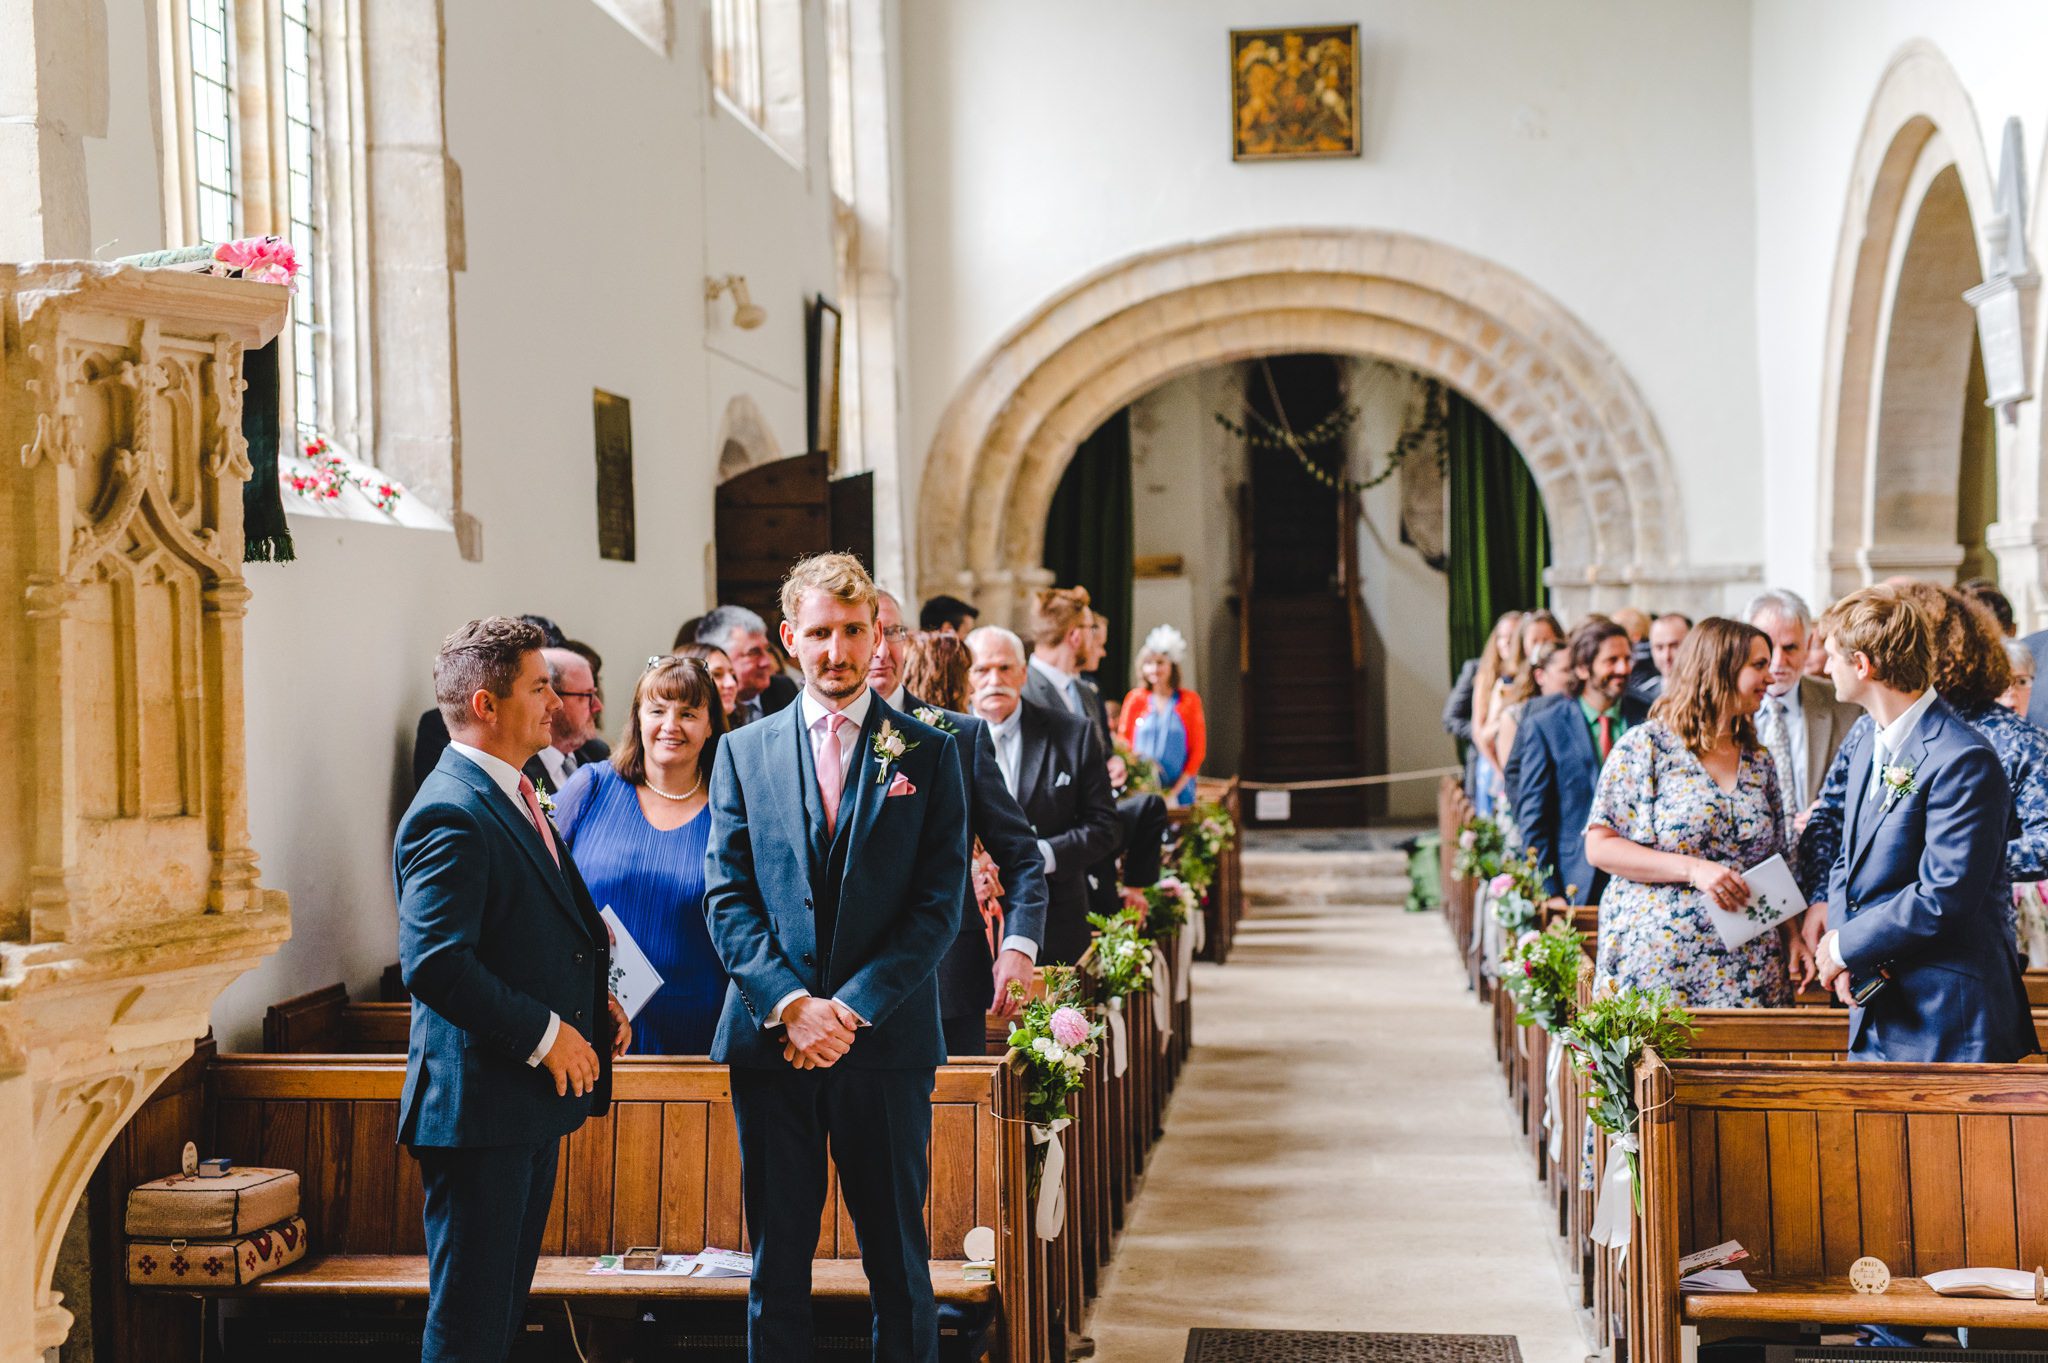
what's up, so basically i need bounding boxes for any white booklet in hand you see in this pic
[599,905,665,1021]
[1705,853,1806,950]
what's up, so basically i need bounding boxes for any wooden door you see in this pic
[714,454,877,628]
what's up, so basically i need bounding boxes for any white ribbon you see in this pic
[1104,998,1128,1076]
[1030,1119,1070,1240]
[1470,886,1490,957]
[1174,925,1194,1002]
[1543,1040,1565,1163]
[1149,945,1173,1048]
[1588,1132,1638,1257]
[1190,899,1208,953]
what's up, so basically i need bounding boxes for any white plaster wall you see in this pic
[1747,2,2048,608]
[78,0,843,1045]
[899,0,1764,576]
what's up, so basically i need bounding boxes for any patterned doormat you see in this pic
[1183,1331,1525,1363]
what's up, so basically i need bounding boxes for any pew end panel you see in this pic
[1636,1051,2048,1363]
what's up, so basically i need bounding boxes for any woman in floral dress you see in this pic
[1583,617,1801,1006]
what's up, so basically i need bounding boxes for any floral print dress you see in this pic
[1585,721,1791,1006]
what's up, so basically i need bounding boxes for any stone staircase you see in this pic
[1241,847,1413,906]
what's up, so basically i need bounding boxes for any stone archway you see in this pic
[916,227,1706,624]
[1816,40,1998,597]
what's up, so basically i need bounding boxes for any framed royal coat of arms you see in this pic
[1230,24,1361,161]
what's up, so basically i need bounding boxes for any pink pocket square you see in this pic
[886,773,917,797]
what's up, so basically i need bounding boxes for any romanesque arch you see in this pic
[1815,40,1997,597]
[915,227,1691,624]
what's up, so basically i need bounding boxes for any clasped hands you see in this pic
[781,995,864,1069]
[539,994,632,1098]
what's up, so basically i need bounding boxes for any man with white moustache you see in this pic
[966,626,1121,967]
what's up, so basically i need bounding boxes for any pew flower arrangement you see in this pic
[1085,908,1153,1000]
[1563,984,1693,1225]
[1501,922,1584,1033]
[1136,875,1200,935]
[1452,815,1508,881]
[1006,968,1103,1129]
[1485,848,1550,936]
[1113,737,1164,797]
[1173,799,1238,897]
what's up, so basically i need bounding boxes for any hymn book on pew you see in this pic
[1679,1240,1755,1293]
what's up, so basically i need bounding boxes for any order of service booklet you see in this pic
[1705,853,1807,950]
[598,905,665,1021]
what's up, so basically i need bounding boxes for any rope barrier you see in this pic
[1238,765,1462,792]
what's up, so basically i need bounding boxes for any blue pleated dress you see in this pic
[555,761,722,1055]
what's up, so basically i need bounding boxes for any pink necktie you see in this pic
[817,713,848,836]
[517,775,561,867]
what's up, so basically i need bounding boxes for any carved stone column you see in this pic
[0,263,292,1359]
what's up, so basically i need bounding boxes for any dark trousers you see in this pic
[729,1065,938,1363]
[1116,793,1170,887]
[942,1011,988,1056]
[413,1140,560,1363]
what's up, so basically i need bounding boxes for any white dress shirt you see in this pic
[984,704,1060,882]
[1762,687,1809,805]
[536,743,576,791]
[773,686,876,1029]
[1029,653,1086,715]
[446,741,561,1068]
[1821,689,1940,975]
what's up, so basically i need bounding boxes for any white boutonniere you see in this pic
[1880,763,1918,810]
[871,719,918,784]
[913,705,959,735]
[534,782,556,816]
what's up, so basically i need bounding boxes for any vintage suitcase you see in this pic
[127,1215,309,1287]
[125,1167,301,1239]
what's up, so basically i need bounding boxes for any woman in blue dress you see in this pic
[1117,626,1207,806]
[555,655,728,1054]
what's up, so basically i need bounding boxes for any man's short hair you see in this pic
[965,624,1025,662]
[2004,636,2036,680]
[1742,588,1813,632]
[779,552,878,625]
[1653,612,1694,631]
[1028,586,1092,651]
[921,594,979,632]
[435,616,545,730]
[1817,585,1932,693]
[1566,615,1630,693]
[696,604,768,652]
[562,639,603,679]
[517,614,567,649]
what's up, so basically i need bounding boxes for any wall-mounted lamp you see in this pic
[706,275,766,330]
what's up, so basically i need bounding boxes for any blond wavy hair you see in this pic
[778,552,877,625]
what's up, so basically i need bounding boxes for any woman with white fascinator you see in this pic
[1116,625,1208,807]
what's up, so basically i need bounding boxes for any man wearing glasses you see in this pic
[535,646,606,792]
[698,605,801,725]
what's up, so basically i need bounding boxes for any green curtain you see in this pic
[1043,408,1135,692]
[1446,388,1548,681]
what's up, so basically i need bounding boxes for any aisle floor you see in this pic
[1085,891,1593,1363]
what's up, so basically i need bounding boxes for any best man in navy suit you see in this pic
[395,617,628,1363]
[704,555,970,1363]
[1509,617,1649,902]
[1812,586,2034,1063]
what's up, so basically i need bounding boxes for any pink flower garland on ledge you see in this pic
[288,436,405,514]
[211,236,300,291]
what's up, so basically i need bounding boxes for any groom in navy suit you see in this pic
[396,617,628,1363]
[1812,586,2033,1063]
[704,554,970,1362]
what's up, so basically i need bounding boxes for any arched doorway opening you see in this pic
[1816,41,2001,595]
[916,228,1694,631]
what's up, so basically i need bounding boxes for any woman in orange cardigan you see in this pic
[1117,625,1207,807]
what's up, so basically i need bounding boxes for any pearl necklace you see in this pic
[643,770,703,802]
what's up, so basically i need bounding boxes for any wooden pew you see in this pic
[1634,1052,2048,1362]
[263,983,409,1053]
[1186,776,1243,965]
[114,1052,1043,1363]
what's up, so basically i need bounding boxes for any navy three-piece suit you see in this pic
[1826,697,2034,1062]
[704,692,970,1362]
[395,747,614,1363]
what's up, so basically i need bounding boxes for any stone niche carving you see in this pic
[0,263,292,1357]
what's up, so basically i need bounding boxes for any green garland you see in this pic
[1086,908,1153,1001]
[1212,377,1449,497]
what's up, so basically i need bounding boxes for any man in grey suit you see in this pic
[1747,591,1862,847]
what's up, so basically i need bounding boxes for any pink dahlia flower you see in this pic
[1048,1007,1089,1049]
[1488,873,1515,897]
